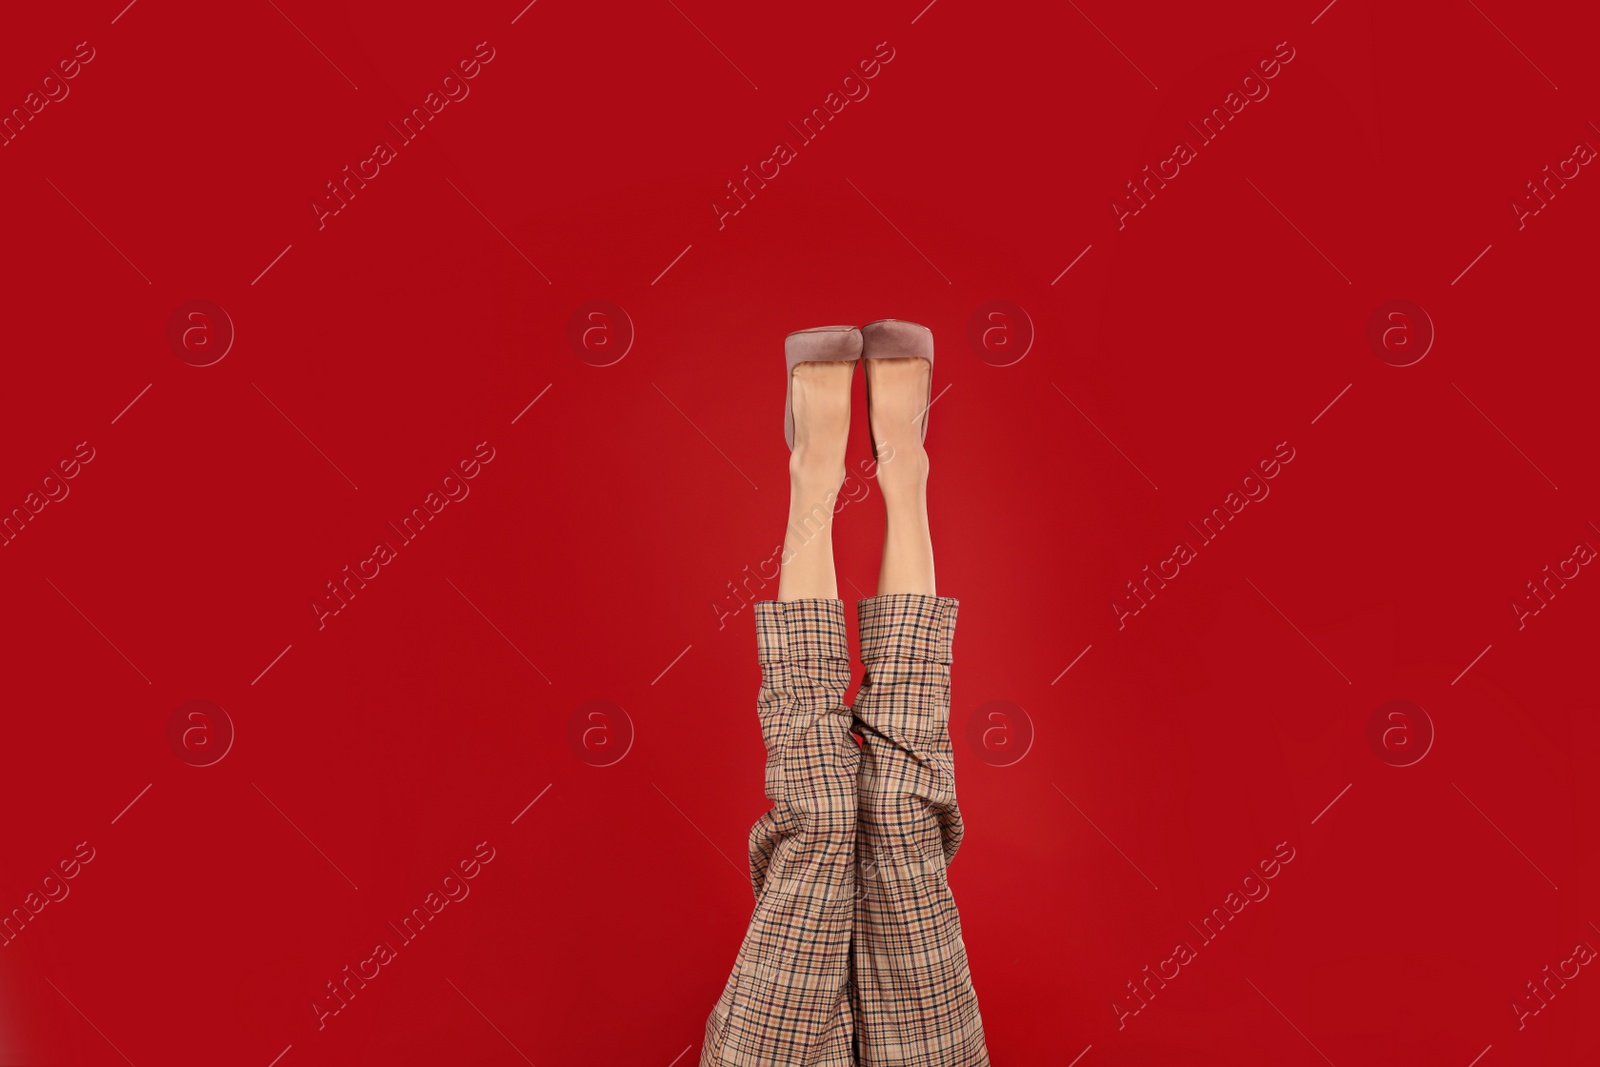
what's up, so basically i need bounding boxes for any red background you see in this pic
[2,1,1596,1064]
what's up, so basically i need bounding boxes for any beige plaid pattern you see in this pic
[701,595,988,1066]
[849,594,988,1065]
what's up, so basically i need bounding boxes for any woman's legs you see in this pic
[701,360,861,1067]
[849,358,989,1065]
[864,357,935,597]
[779,361,856,602]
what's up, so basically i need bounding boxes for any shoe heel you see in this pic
[784,326,862,451]
[861,320,934,452]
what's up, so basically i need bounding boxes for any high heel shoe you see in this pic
[860,319,934,461]
[784,325,863,451]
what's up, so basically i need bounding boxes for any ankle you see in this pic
[789,445,846,493]
[872,440,928,493]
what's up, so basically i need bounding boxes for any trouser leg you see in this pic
[701,598,859,1067]
[850,594,988,1067]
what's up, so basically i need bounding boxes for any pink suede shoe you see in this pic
[783,325,863,451]
[861,318,934,459]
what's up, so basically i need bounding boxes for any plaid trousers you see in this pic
[700,594,989,1066]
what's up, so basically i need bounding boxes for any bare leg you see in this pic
[779,360,855,601]
[866,357,935,596]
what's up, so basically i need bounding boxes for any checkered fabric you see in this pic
[850,594,988,1066]
[701,595,989,1066]
[701,597,861,1067]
